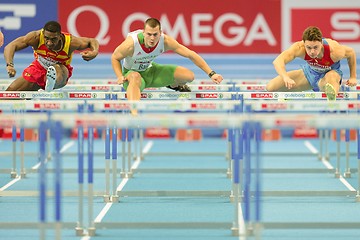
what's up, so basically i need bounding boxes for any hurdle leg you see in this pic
[356,129,360,202]
[87,127,96,236]
[20,128,26,178]
[226,128,232,179]
[104,127,111,202]
[243,123,253,236]
[38,121,47,240]
[318,129,323,160]
[344,129,351,178]
[324,129,330,160]
[231,128,243,236]
[47,128,52,160]
[120,129,126,178]
[53,121,63,240]
[75,126,85,236]
[127,129,133,178]
[111,127,119,202]
[139,128,144,160]
[226,129,235,202]
[133,128,138,160]
[11,126,17,178]
[254,122,263,239]
[335,129,341,178]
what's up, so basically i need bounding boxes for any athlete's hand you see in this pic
[117,76,127,85]
[211,74,223,84]
[345,77,357,87]
[283,76,296,89]
[6,65,16,78]
[80,50,98,61]
[0,31,4,47]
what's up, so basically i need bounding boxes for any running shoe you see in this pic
[325,83,336,101]
[166,85,191,92]
[45,66,56,92]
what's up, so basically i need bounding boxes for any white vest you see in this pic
[123,30,165,72]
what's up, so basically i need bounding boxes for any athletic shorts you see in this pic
[301,64,343,92]
[23,60,73,89]
[123,62,176,91]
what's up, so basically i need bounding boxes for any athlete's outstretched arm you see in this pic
[164,35,223,84]
[111,36,133,85]
[272,41,303,89]
[0,29,4,47]
[71,35,99,61]
[344,45,357,86]
[4,31,39,77]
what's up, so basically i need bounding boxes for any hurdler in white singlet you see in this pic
[123,30,165,72]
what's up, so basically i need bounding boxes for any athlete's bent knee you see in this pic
[127,72,142,86]
[265,83,274,92]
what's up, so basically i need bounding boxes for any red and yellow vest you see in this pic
[34,30,73,69]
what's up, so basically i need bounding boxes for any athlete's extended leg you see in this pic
[45,64,69,91]
[167,66,194,92]
[6,77,40,91]
[318,70,341,101]
[124,72,143,115]
[266,69,312,92]
[125,72,142,101]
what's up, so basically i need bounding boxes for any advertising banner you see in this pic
[0,0,358,54]
[0,0,58,52]
[282,0,360,52]
[58,0,281,53]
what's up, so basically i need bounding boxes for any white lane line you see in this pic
[339,176,356,191]
[142,140,153,154]
[238,203,246,240]
[90,141,153,227]
[60,140,75,153]
[32,140,75,170]
[304,140,318,154]
[94,203,113,223]
[304,140,355,191]
[1,140,75,190]
[0,176,21,191]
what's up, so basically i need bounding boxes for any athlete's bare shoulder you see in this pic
[163,33,180,51]
[292,41,305,52]
[284,41,306,58]
[120,35,135,56]
[25,30,41,46]
[326,38,346,61]
[113,35,134,59]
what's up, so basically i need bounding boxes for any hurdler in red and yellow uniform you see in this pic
[4,20,99,91]
[24,30,73,89]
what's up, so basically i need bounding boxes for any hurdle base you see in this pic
[344,171,351,178]
[356,194,360,202]
[88,227,96,236]
[111,195,119,203]
[231,227,239,236]
[334,172,341,178]
[10,171,17,178]
[127,172,134,178]
[246,223,254,236]
[20,172,26,178]
[226,169,232,179]
[103,195,111,203]
[120,172,127,178]
[75,227,85,236]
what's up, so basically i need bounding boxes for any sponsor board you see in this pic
[0,0,57,52]
[58,0,281,53]
[282,0,360,53]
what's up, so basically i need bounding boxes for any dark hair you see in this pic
[144,18,161,30]
[302,26,322,42]
[43,21,61,33]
